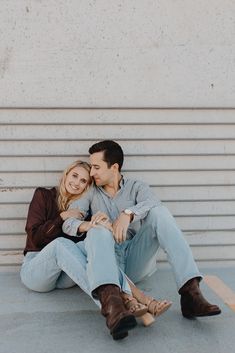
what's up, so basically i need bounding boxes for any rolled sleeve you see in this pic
[62,218,84,237]
[126,181,161,222]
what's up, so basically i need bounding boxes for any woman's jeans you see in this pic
[20,236,131,305]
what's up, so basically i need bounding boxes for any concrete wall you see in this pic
[1,0,235,107]
[0,1,235,267]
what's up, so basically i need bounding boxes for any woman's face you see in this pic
[65,165,90,195]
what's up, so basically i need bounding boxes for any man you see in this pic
[63,140,221,338]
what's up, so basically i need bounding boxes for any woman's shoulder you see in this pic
[33,187,57,199]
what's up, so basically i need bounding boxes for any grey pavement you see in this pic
[0,263,234,353]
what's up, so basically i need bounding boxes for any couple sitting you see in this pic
[21,140,221,340]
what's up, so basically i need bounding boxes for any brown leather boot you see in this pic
[96,284,137,340]
[179,277,221,318]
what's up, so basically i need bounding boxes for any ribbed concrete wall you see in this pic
[0,110,235,267]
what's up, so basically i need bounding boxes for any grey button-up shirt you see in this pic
[62,176,161,240]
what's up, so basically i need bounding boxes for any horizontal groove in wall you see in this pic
[1,184,235,188]
[1,122,235,126]
[1,185,235,188]
[1,141,235,156]
[1,125,235,140]
[2,243,235,252]
[1,154,235,157]
[1,168,235,173]
[0,139,233,142]
[1,138,234,142]
[1,226,235,235]
[2,199,235,204]
[1,260,235,269]
[1,154,235,168]
[1,230,235,236]
[2,214,235,221]
[1,107,235,110]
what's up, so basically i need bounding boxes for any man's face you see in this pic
[89,151,115,186]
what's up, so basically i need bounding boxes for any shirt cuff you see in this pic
[62,218,83,237]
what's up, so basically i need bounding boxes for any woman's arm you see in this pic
[63,208,113,236]
[25,188,87,249]
[25,188,63,248]
[25,188,84,248]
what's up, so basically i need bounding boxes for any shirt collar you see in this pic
[96,175,127,195]
[119,175,126,189]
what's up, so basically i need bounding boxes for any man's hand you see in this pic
[112,212,131,243]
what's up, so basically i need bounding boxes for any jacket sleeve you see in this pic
[25,188,64,248]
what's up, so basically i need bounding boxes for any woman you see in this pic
[20,160,171,335]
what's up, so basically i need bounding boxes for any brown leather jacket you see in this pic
[23,187,85,255]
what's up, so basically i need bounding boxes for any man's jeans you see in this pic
[20,237,131,304]
[84,205,202,292]
[125,205,202,290]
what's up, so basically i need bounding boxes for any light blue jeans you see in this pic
[84,205,202,292]
[124,205,202,290]
[20,236,131,305]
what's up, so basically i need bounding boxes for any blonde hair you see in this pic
[57,160,92,211]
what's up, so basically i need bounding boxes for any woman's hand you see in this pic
[96,218,113,232]
[78,221,94,233]
[91,212,113,232]
[60,208,84,221]
[78,212,113,233]
[90,211,109,225]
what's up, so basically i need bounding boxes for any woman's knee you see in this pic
[46,237,74,256]
[19,240,68,292]
[20,268,55,292]
[85,226,114,245]
[53,236,73,247]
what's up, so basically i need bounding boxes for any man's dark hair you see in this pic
[89,140,124,171]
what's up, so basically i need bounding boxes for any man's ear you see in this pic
[111,163,120,173]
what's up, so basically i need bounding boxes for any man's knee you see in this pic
[147,205,173,219]
[143,205,175,230]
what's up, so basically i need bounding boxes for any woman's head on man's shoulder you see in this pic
[58,160,92,211]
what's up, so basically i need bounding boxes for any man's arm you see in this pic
[113,181,161,243]
[124,180,161,222]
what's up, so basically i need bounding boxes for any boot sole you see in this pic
[182,309,221,318]
[194,309,222,317]
[111,315,137,340]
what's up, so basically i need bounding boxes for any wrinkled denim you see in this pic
[20,237,131,305]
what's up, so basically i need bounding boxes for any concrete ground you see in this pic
[0,263,234,353]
